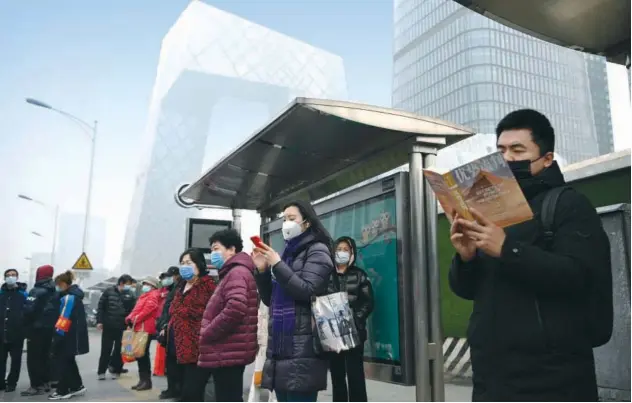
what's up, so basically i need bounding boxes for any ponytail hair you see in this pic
[54,270,75,285]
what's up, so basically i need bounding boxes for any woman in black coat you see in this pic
[49,270,89,401]
[253,200,334,403]
[328,236,374,402]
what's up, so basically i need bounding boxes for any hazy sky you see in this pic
[0,0,629,272]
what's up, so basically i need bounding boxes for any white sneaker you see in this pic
[48,392,69,400]
[69,386,86,397]
[109,370,120,379]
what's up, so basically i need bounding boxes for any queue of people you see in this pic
[3,108,612,402]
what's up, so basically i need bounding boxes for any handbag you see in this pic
[311,273,360,353]
[121,318,149,361]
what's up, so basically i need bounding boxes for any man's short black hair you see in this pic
[496,109,555,156]
[209,229,243,253]
[118,274,133,285]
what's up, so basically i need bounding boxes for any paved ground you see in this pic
[1,329,473,401]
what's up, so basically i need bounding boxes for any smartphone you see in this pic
[250,235,265,249]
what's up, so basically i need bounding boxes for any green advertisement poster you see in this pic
[267,193,400,363]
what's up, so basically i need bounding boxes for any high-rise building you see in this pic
[56,213,106,271]
[120,1,347,277]
[392,0,613,164]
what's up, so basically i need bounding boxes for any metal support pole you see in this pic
[81,121,97,253]
[424,152,445,402]
[51,205,59,266]
[409,146,431,401]
[232,209,243,234]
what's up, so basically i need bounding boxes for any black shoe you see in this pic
[159,389,179,399]
[6,385,16,393]
[121,368,129,374]
[0,383,5,391]
[136,379,152,391]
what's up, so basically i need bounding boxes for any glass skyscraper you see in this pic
[120,1,347,277]
[393,0,613,164]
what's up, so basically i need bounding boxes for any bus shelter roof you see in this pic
[452,0,630,65]
[179,98,474,213]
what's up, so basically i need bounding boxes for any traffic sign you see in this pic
[72,252,93,270]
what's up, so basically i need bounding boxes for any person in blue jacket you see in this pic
[0,268,28,393]
[48,270,89,401]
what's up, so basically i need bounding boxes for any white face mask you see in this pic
[335,251,351,265]
[282,220,303,240]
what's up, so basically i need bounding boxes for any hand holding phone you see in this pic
[250,235,265,249]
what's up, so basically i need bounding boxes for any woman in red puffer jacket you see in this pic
[125,276,161,391]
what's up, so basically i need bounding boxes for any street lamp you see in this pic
[18,194,59,266]
[31,231,43,237]
[25,97,97,255]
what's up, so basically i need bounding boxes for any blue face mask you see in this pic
[210,251,225,269]
[122,284,132,292]
[161,277,173,287]
[179,265,195,281]
[141,285,152,294]
[4,276,17,286]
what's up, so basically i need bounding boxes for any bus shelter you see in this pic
[177,98,474,401]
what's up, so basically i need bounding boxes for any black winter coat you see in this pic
[24,279,58,335]
[156,281,180,346]
[53,285,89,357]
[449,162,610,401]
[97,286,136,330]
[327,236,374,343]
[0,282,28,343]
[255,232,334,393]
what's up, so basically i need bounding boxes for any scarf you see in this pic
[271,231,308,357]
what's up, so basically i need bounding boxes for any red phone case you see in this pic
[250,236,264,248]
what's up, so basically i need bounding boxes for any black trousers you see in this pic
[165,348,183,394]
[98,327,123,374]
[27,331,53,388]
[136,337,153,375]
[180,364,245,402]
[56,356,83,395]
[330,346,368,402]
[0,340,23,387]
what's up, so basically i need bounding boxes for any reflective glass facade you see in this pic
[393,0,613,164]
[120,1,347,277]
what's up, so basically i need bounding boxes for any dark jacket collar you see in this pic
[519,161,566,200]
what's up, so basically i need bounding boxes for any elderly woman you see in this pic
[125,276,162,391]
[253,200,334,402]
[170,248,216,402]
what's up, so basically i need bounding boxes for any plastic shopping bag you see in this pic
[153,343,166,376]
[121,329,137,363]
[311,286,360,353]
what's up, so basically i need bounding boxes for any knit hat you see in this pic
[142,276,161,289]
[36,265,54,282]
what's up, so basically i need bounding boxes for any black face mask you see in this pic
[507,154,547,180]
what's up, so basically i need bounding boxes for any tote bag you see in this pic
[311,273,360,353]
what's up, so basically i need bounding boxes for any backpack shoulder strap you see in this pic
[541,186,571,249]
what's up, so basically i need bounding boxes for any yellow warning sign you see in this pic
[72,252,93,270]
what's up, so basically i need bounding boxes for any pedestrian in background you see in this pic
[125,276,162,391]
[49,270,88,401]
[171,248,216,402]
[21,265,59,396]
[0,269,28,393]
[96,274,136,380]
[196,229,259,402]
[253,200,334,402]
[157,266,183,400]
[328,236,374,402]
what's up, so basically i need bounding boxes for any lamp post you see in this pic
[18,194,59,266]
[25,98,97,255]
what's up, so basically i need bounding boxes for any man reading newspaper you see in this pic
[448,109,613,401]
